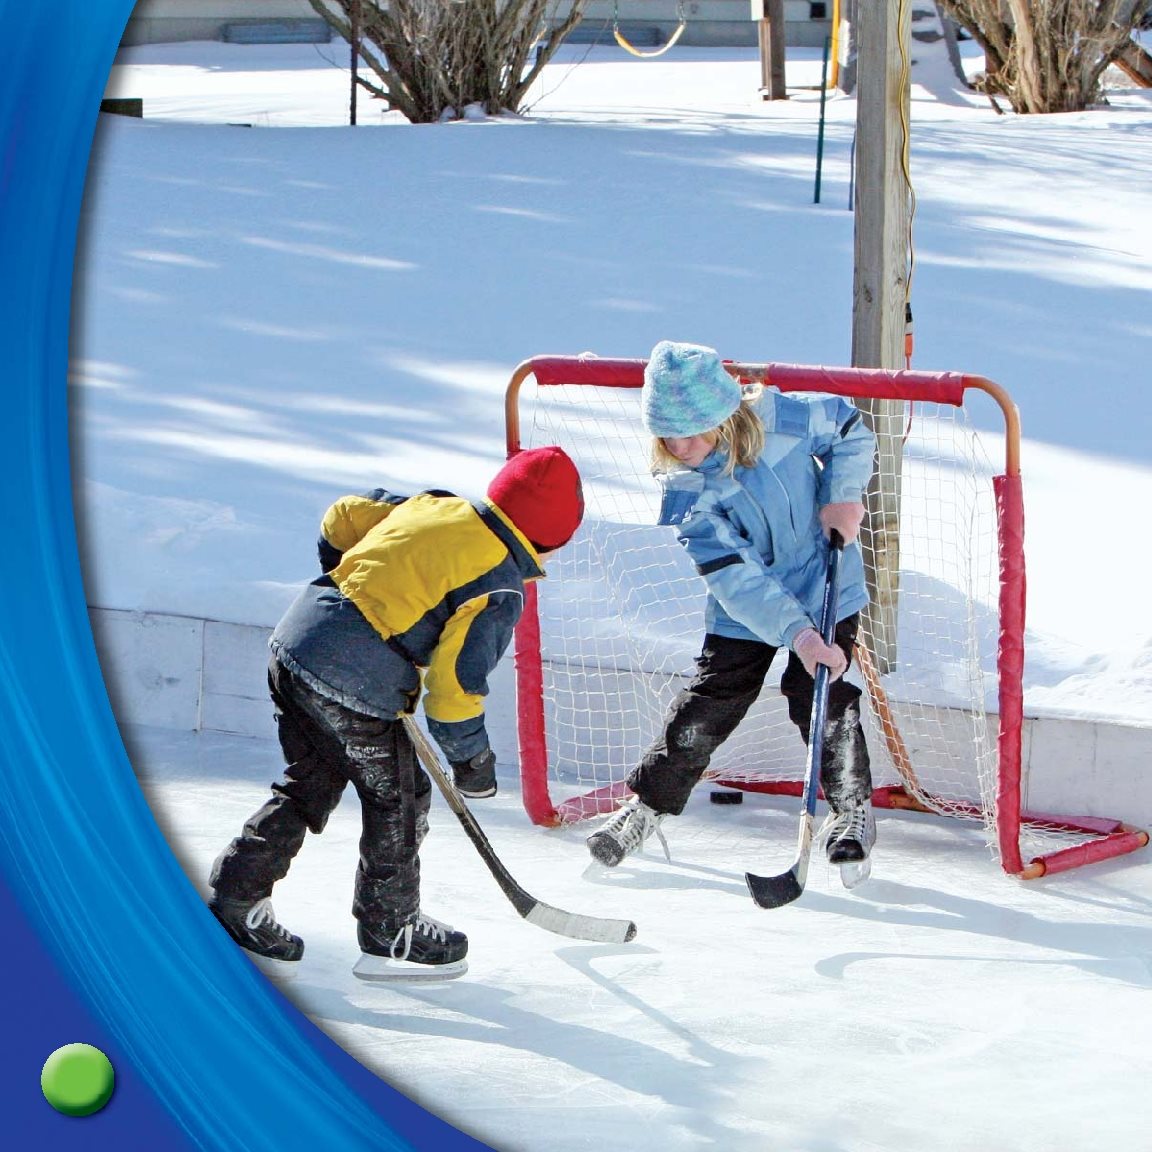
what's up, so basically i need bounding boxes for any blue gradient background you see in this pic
[0,4,489,1147]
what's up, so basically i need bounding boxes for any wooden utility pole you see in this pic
[851,0,911,671]
[753,0,788,100]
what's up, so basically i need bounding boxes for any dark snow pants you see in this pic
[627,618,872,817]
[210,655,430,935]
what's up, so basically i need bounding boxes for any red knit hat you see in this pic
[487,446,584,551]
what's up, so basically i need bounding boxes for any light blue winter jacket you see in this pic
[655,390,876,650]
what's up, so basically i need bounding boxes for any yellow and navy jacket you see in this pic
[270,488,544,763]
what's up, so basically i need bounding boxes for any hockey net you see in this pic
[507,354,1148,877]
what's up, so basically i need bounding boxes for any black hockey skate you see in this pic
[451,748,497,799]
[819,803,876,888]
[353,912,468,982]
[209,895,304,961]
[586,799,668,868]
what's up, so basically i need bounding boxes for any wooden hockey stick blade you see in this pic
[745,814,814,909]
[402,717,639,945]
[523,901,637,944]
[453,804,637,942]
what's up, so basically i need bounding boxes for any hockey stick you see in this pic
[746,530,844,909]
[401,715,638,944]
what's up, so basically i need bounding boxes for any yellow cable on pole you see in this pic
[895,0,917,364]
[829,0,840,89]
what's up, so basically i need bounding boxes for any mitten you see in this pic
[792,627,848,682]
[819,501,866,545]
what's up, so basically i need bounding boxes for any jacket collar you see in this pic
[696,447,729,475]
[474,500,545,579]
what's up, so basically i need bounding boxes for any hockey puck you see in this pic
[709,789,744,805]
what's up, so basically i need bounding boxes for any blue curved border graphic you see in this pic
[0,5,488,1148]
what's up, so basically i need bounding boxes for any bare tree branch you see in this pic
[937,0,1150,112]
[308,0,588,123]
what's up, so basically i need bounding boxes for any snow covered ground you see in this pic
[83,35,1152,725]
[58,29,1152,1151]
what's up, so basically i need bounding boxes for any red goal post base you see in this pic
[507,354,1150,880]
[530,777,1148,880]
[702,782,1149,879]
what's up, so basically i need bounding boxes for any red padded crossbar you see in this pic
[523,355,969,406]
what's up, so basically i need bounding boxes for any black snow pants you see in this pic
[210,655,431,935]
[627,617,872,817]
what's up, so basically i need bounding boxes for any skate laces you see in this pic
[842,805,869,841]
[390,913,453,961]
[605,801,670,861]
[244,898,293,941]
[819,805,868,847]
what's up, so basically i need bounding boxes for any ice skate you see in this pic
[209,895,304,962]
[819,802,875,889]
[586,798,668,868]
[452,748,497,799]
[353,912,468,982]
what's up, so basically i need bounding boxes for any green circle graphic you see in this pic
[41,1043,116,1116]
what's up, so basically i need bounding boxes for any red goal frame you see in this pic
[505,354,1149,879]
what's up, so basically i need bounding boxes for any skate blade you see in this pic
[247,953,302,983]
[839,857,872,890]
[352,953,468,983]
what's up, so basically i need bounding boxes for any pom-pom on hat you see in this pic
[487,445,584,552]
[641,340,742,439]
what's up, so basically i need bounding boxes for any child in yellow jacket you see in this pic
[209,447,583,981]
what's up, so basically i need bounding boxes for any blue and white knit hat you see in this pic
[641,340,742,438]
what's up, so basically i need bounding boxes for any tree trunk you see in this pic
[938,0,1148,113]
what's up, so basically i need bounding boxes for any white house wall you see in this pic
[121,0,831,49]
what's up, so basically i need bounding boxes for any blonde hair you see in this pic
[650,382,764,475]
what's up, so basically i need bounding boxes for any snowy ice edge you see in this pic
[91,605,1152,833]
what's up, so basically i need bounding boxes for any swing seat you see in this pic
[613,1,688,59]
[611,24,664,48]
[563,2,688,59]
[614,24,682,56]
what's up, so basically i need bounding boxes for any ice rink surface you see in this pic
[129,724,1152,1152]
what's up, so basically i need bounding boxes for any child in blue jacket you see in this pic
[587,341,877,871]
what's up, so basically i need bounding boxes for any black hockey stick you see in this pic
[746,530,844,908]
[402,715,638,944]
